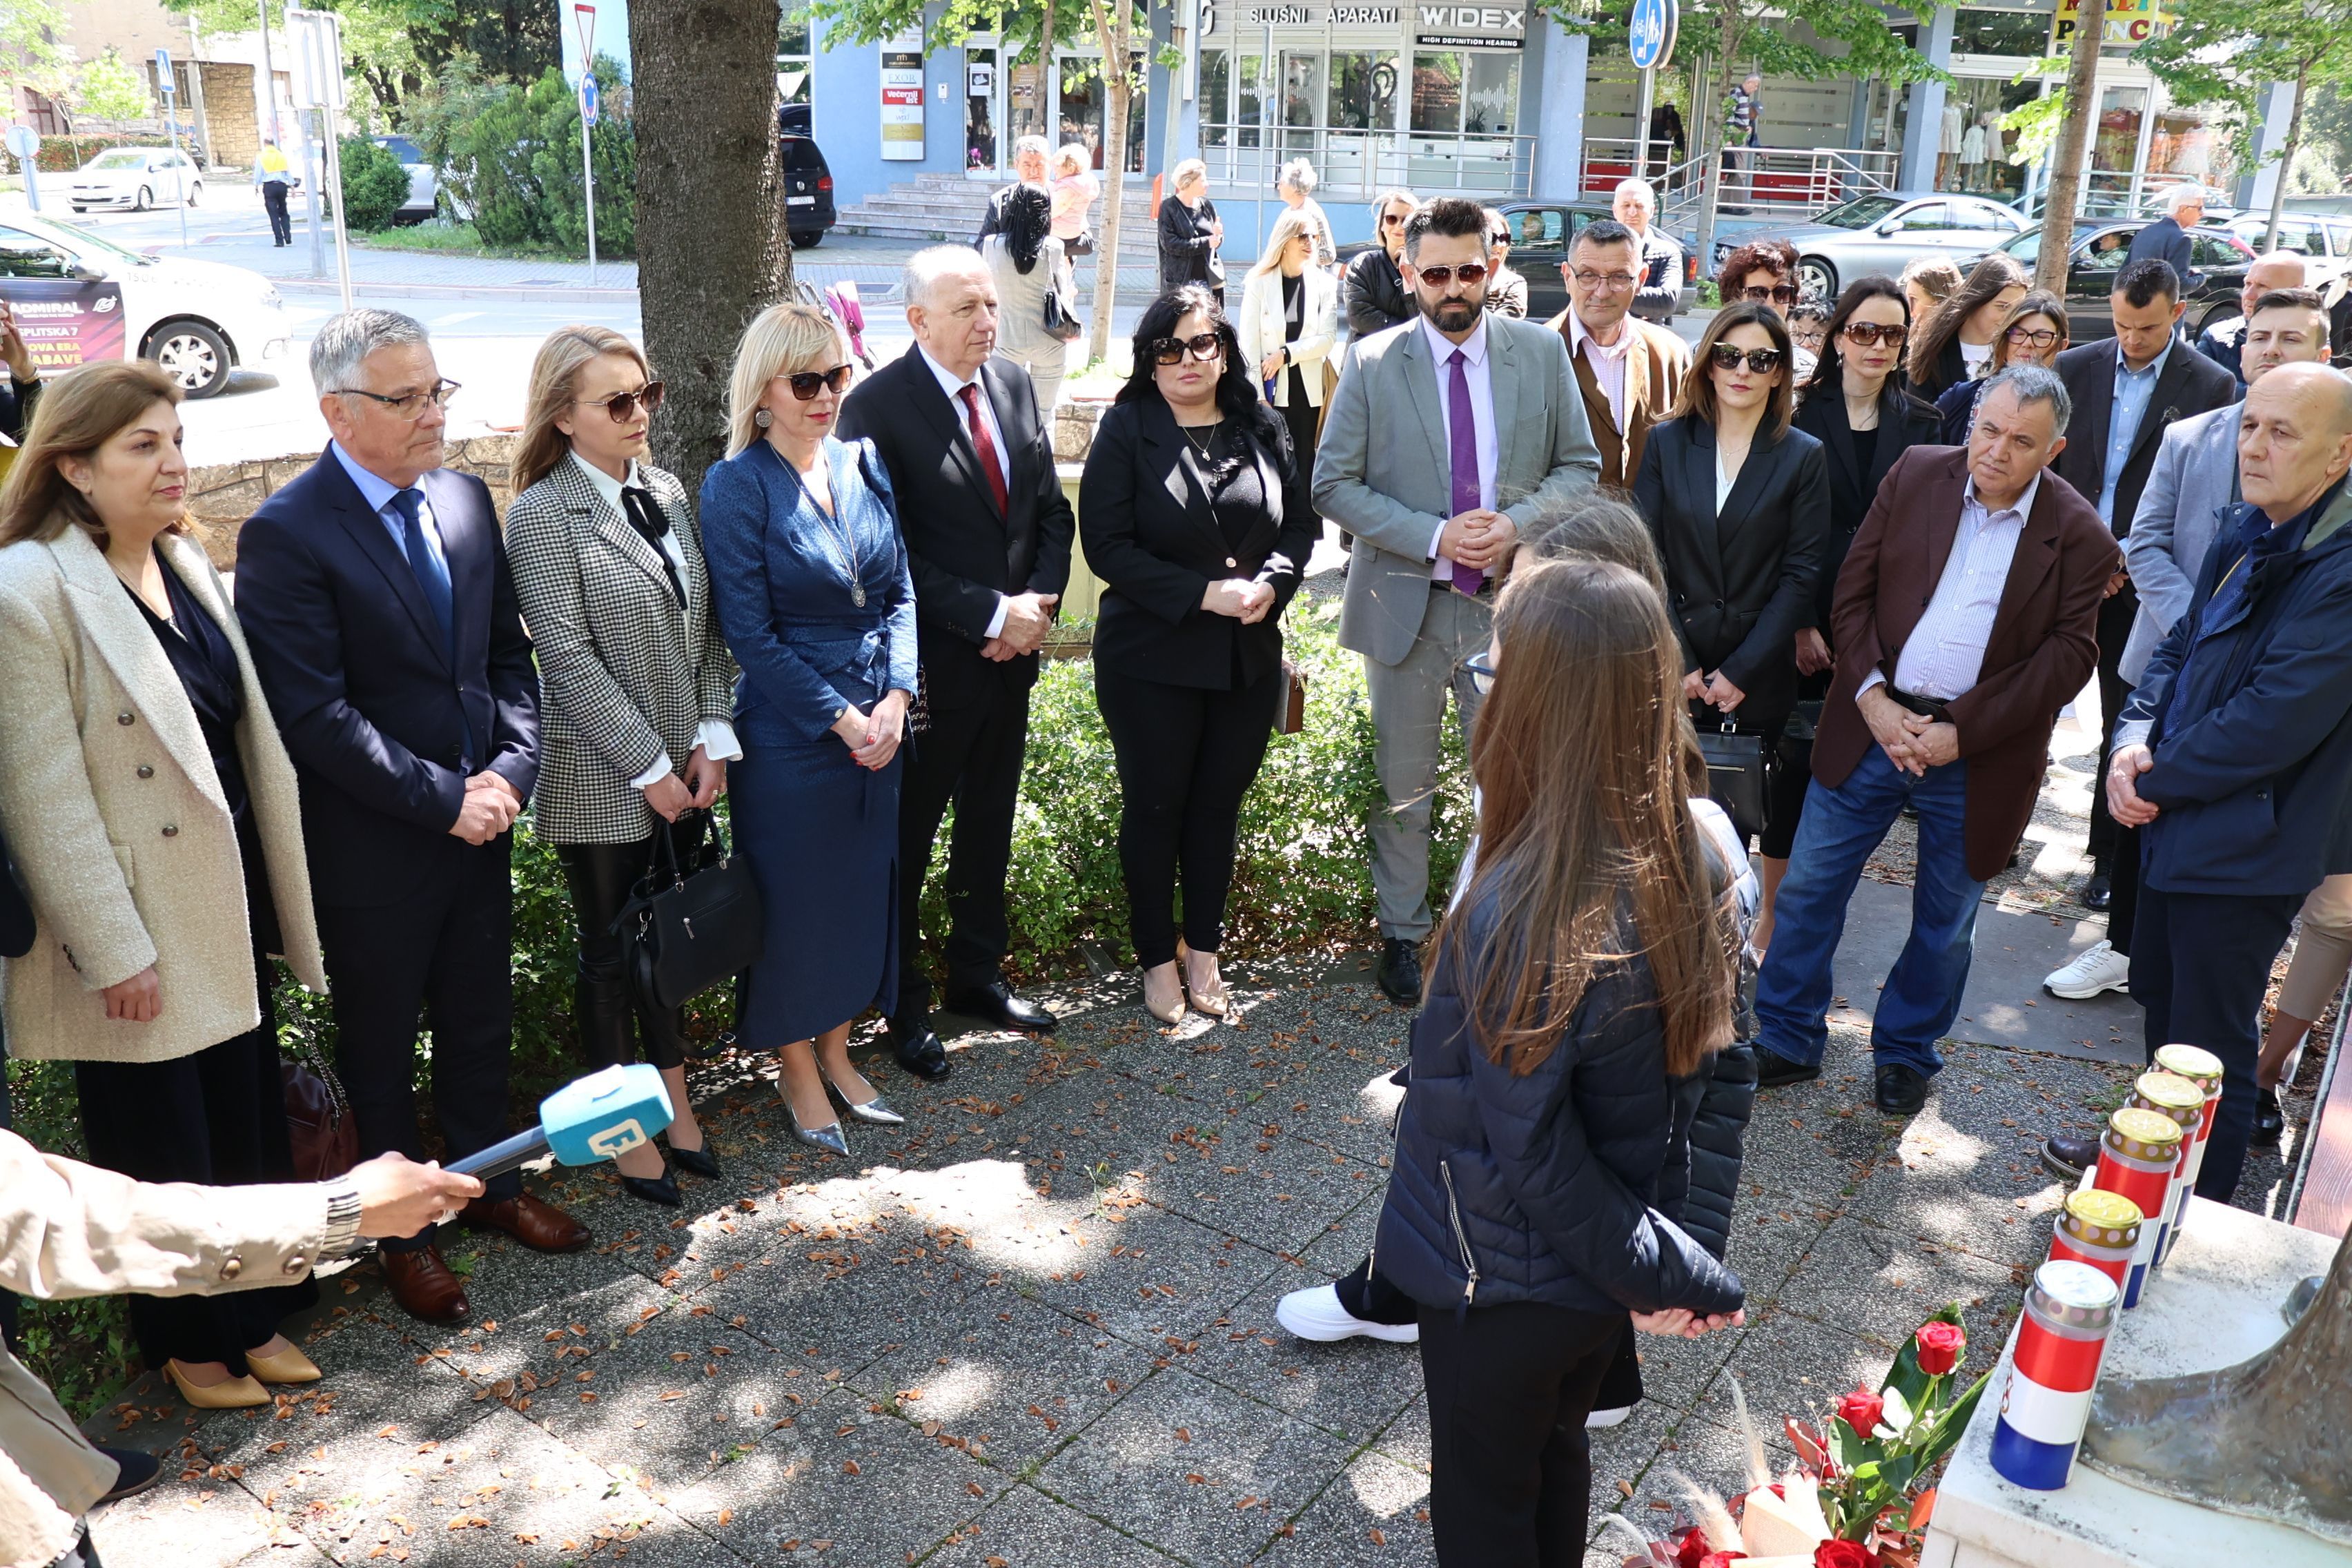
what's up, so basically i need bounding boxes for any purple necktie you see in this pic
[1446,348,1484,596]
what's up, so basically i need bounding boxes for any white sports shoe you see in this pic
[2044,939,2130,999]
[1586,1405,1634,1429]
[1275,1284,1420,1344]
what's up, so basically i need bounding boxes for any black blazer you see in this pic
[2054,338,2237,538]
[0,374,40,445]
[836,346,1075,706]
[1159,196,1220,293]
[1633,415,1831,727]
[1792,380,1941,636]
[233,453,541,907]
[1078,398,1317,689]
[1908,334,1971,402]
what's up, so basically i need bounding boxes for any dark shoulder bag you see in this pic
[612,812,765,1011]
[1698,715,1769,845]
[283,1041,360,1182]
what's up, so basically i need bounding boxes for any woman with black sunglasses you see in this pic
[700,304,917,1159]
[1633,301,1829,858]
[1079,284,1317,1024]
[504,325,738,1206]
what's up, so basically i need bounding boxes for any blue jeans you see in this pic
[1754,747,1982,1077]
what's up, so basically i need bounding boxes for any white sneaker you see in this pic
[2044,939,2130,999]
[1274,1284,1420,1344]
[1586,1405,1634,1429]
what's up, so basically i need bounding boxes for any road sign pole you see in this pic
[158,48,189,248]
[1632,67,1655,188]
[8,126,42,213]
[574,4,597,287]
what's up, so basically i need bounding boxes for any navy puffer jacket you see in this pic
[1373,892,1745,1319]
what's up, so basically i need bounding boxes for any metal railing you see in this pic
[1581,137,1899,225]
[1197,124,1536,200]
[2017,167,2207,223]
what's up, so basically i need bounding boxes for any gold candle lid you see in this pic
[2061,1188,2142,1244]
[2155,1043,2224,1091]
[2106,1106,2183,1162]
[2130,1070,2206,1128]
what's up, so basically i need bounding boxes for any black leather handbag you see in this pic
[1698,716,1769,844]
[611,812,765,1012]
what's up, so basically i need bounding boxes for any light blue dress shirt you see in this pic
[2097,338,2171,529]
[331,440,451,577]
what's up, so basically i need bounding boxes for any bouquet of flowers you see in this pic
[1609,1306,1990,1568]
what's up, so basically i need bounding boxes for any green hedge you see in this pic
[5,605,1468,1413]
[336,134,413,233]
[409,55,636,258]
[30,133,154,175]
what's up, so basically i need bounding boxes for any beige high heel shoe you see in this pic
[244,1340,322,1384]
[1178,941,1230,1018]
[166,1360,270,1409]
[1142,961,1188,1025]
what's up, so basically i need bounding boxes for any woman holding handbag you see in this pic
[1236,207,1338,509]
[502,326,737,1209]
[1079,286,1315,1024]
[0,361,331,1409]
[982,182,1075,413]
[703,303,916,1156]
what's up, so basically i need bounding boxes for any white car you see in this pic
[0,215,288,398]
[68,147,204,213]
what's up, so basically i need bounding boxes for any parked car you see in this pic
[1977,220,2255,340]
[779,111,835,249]
[0,214,288,398]
[1711,191,2027,303]
[371,135,438,224]
[1335,197,1700,324]
[68,146,203,213]
[2211,208,2352,290]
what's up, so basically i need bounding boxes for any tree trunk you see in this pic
[1037,0,1057,135]
[2264,60,2311,253]
[628,0,788,496]
[2034,0,2106,297]
[1083,0,1130,364]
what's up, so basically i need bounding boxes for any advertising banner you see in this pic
[881,26,925,161]
[3,280,128,374]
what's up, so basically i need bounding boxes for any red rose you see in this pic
[1836,1386,1885,1438]
[1672,1527,1711,1568]
[1815,1542,1878,1568]
[1915,1321,1966,1377]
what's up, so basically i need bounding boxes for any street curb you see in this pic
[271,277,641,304]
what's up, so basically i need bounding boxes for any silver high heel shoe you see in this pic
[825,1078,905,1126]
[780,1089,850,1156]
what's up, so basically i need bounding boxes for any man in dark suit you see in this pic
[2124,185,2203,292]
[2052,259,2236,985]
[235,309,585,1325]
[836,248,1075,1079]
[1753,367,2117,1114]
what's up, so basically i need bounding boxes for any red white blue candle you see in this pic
[2045,1187,2140,1291]
[2153,1043,2223,1261]
[2090,1107,2179,1309]
[1990,1260,2119,1491]
[2126,1070,2204,1275]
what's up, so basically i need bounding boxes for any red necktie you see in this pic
[958,382,1010,516]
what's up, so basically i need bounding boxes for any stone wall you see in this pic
[199,61,259,170]
[183,434,518,569]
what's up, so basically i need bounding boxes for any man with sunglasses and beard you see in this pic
[1315,195,1601,1004]
[836,247,1075,1079]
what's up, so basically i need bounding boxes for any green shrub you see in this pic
[410,55,635,257]
[335,133,413,232]
[32,133,151,174]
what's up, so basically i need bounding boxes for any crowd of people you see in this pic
[4,165,2352,1568]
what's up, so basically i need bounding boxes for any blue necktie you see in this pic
[391,487,454,656]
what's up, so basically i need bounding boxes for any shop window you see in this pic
[1464,53,1518,135]
[1328,51,1398,132]
[1201,49,1231,146]
[1411,52,1463,134]
[1236,51,1268,147]
[1952,9,2050,56]
[777,0,813,106]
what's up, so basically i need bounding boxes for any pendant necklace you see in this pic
[1180,418,1221,462]
[778,442,866,606]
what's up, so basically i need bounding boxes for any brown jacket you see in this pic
[1816,447,2117,881]
[1545,308,1689,489]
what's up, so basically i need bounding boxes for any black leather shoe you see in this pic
[1874,1064,1930,1115]
[96,1446,162,1503]
[2082,870,2113,911]
[619,1169,682,1208]
[945,981,1059,1033]
[888,1015,953,1081]
[1375,939,1422,1006]
[2041,1133,2101,1181]
[2251,1086,2286,1148]
[1754,1050,1822,1089]
[667,1143,721,1179]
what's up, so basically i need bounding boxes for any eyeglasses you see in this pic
[1840,322,1908,349]
[577,380,665,422]
[2005,325,2062,349]
[1415,262,1489,288]
[1380,211,1410,227]
[775,364,854,400]
[1464,649,1498,696]
[1709,344,1785,374]
[1571,269,1639,291]
[334,379,461,420]
[1739,284,1800,306]
[1149,331,1224,366]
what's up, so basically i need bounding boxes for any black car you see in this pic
[778,108,834,249]
[1981,220,2253,341]
[1335,197,1698,324]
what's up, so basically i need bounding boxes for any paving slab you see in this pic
[1010,1200,1292,1348]
[1248,1449,1433,1567]
[1182,1252,1426,1444]
[1771,1216,2025,1355]
[918,1481,1188,1566]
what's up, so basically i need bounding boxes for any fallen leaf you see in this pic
[843,1460,861,1476]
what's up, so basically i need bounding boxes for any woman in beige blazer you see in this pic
[1237,206,1340,511]
[0,362,329,1412]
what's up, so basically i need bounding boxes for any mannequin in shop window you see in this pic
[1959,113,1990,193]
[1938,98,1964,190]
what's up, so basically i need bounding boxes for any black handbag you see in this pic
[1043,286,1084,342]
[1698,716,1769,844]
[611,812,765,1012]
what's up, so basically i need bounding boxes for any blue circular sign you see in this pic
[1629,0,1678,70]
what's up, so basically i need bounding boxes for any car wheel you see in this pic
[186,181,201,206]
[146,320,232,399]
[135,185,152,212]
[1798,256,1838,303]
[790,229,824,250]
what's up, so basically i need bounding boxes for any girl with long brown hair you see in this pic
[1905,252,2028,398]
[1372,556,1745,1564]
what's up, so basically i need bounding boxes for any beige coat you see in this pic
[0,526,325,1064]
[1237,263,1340,410]
[0,1128,347,1568]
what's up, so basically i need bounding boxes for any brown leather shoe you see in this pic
[381,1246,471,1324]
[461,1192,591,1253]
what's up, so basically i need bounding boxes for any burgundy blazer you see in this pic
[1814,446,2118,881]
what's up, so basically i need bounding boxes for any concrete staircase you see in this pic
[836,170,1159,243]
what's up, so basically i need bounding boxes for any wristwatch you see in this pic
[321,1177,365,1260]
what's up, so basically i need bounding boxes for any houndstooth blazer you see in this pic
[504,457,738,844]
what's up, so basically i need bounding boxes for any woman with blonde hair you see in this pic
[0,360,330,1408]
[1050,142,1098,255]
[700,303,916,1157]
[501,326,738,1208]
[1237,206,1340,488]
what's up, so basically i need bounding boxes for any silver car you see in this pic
[1711,191,2028,302]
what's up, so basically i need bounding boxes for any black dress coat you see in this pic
[1077,398,1317,690]
[1792,380,1942,638]
[1158,195,1221,295]
[1633,415,1831,731]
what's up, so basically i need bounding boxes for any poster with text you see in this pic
[881,26,925,161]
[3,280,128,373]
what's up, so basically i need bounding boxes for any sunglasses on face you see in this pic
[2005,325,2061,349]
[1840,322,1907,349]
[1380,211,1410,227]
[1709,343,1784,374]
[776,364,854,400]
[577,380,665,422]
[1416,262,1490,288]
[1151,331,1224,366]
[1740,284,1800,305]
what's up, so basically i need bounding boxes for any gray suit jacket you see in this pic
[1313,315,1602,666]
[2120,402,2242,684]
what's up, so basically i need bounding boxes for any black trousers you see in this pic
[555,817,705,1074]
[897,674,1032,1016]
[1095,663,1281,968]
[262,180,292,244]
[73,950,317,1372]
[1418,1298,1627,1567]
[314,838,520,1250]
[2086,585,2137,865]
[2129,883,2304,1205]
[1338,1253,1644,1407]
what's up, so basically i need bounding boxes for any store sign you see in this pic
[2051,0,2169,49]
[1414,3,1525,48]
[880,26,924,161]
[1204,2,1404,26]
